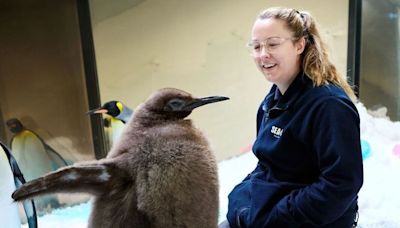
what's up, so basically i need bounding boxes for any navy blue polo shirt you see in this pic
[227,72,363,227]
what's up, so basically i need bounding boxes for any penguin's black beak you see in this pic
[86,108,108,115]
[183,96,229,111]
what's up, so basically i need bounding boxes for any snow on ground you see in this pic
[22,102,400,228]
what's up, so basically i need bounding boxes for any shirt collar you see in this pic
[262,71,312,115]
[274,88,282,101]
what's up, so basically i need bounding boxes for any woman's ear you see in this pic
[296,37,306,54]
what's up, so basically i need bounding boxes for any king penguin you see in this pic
[0,141,37,228]
[6,118,69,212]
[7,118,69,177]
[12,88,228,228]
[87,101,134,149]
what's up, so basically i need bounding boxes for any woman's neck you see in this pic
[276,68,301,94]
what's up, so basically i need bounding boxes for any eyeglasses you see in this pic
[246,37,297,56]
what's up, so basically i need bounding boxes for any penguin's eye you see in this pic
[165,99,186,111]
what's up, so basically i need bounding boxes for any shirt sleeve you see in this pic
[244,97,364,227]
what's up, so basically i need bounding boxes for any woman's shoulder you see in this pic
[307,83,349,99]
[299,83,358,114]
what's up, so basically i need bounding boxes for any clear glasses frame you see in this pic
[246,37,298,56]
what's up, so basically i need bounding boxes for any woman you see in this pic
[221,7,363,227]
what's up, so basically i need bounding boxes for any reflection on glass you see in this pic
[6,118,71,213]
[0,0,96,217]
[360,0,400,120]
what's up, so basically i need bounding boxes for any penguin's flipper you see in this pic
[12,160,129,202]
[44,144,70,168]
[33,131,69,168]
[0,142,38,228]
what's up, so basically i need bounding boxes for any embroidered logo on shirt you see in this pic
[271,126,283,138]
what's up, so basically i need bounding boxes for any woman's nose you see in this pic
[259,45,271,58]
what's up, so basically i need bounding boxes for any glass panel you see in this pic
[360,0,400,120]
[0,0,95,217]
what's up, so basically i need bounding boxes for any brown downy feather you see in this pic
[12,88,227,228]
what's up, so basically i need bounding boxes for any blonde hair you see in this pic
[258,7,357,101]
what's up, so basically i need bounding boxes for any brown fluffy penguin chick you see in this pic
[12,88,229,228]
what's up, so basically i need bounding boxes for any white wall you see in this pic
[90,0,349,160]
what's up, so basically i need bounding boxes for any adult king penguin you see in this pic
[7,118,69,212]
[87,101,133,149]
[13,88,228,228]
[6,118,68,179]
